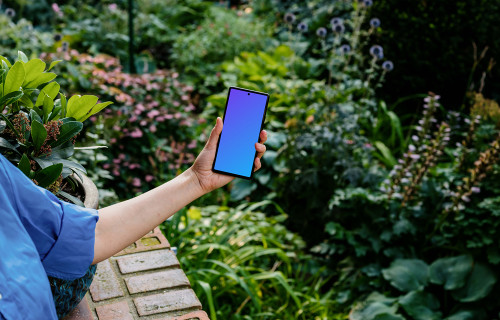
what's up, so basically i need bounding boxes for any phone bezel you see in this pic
[212,86,269,180]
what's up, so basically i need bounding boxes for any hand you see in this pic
[190,117,268,194]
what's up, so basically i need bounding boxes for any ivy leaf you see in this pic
[451,263,497,302]
[382,259,429,292]
[31,120,47,152]
[34,163,63,188]
[429,255,473,290]
[4,61,25,94]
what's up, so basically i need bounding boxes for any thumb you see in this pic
[206,117,223,150]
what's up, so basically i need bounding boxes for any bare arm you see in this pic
[92,117,267,264]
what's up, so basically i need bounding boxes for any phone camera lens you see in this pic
[248,93,250,95]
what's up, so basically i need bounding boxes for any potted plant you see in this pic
[0,51,112,318]
[0,51,112,207]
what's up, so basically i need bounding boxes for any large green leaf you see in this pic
[22,58,46,86]
[429,255,473,290]
[17,51,28,63]
[398,291,441,320]
[24,72,57,89]
[35,82,60,107]
[34,163,63,188]
[451,263,497,302]
[4,61,25,94]
[47,60,62,71]
[382,259,429,292]
[31,120,47,152]
[350,302,402,320]
[79,101,113,121]
[66,95,99,121]
[0,137,19,153]
[444,310,487,320]
[51,121,83,148]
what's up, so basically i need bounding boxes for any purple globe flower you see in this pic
[332,23,345,34]
[330,17,343,26]
[370,18,381,28]
[53,33,62,42]
[5,8,16,18]
[382,60,394,71]
[284,12,296,24]
[369,45,383,59]
[298,22,308,33]
[339,44,351,55]
[316,27,327,37]
[362,0,374,7]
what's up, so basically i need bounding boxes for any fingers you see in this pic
[253,157,261,172]
[255,142,266,159]
[258,130,268,143]
[206,117,223,150]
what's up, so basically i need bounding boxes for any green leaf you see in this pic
[51,121,82,148]
[18,154,31,176]
[197,281,216,320]
[47,60,62,71]
[60,93,67,118]
[399,291,441,320]
[80,101,113,121]
[451,263,497,302]
[48,105,62,122]
[42,94,54,124]
[429,255,473,290]
[382,259,429,292]
[0,90,23,108]
[4,61,25,94]
[22,59,46,87]
[24,72,57,89]
[57,190,85,207]
[351,302,401,320]
[35,82,60,107]
[444,310,487,320]
[374,141,397,167]
[66,95,99,121]
[34,163,62,188]
[0,137,19,153]
[0,55,12,68]
[31,120,47,152]
[17,51,28,63]
[18,93,33,109]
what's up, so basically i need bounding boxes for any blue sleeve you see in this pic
[0,155,99,281]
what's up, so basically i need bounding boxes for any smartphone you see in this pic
[212,87,269,180]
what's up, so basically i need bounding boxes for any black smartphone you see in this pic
[212,87,269,180]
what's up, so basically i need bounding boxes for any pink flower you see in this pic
[110,138,117,144]
[145,175,154,182]
[113,158,121,164]
[147,110,160,119]
[52,3,63,17]
[132,178,141,187]
[188,140,197,149]
[140,120,147,126]
[102,163,111,169]
[109,3,118,10]
[149,124,157,133]
[118,153,126,160]
[130,129,143,138]
[129,163,141,170]
[113,169,120,176]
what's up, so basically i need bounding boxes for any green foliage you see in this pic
[353,256,497,319]
[162,202,340,320]
[0,52,111,200]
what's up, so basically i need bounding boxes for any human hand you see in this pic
[190,117,267,194]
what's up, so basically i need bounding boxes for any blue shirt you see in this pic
[0,155,99,320]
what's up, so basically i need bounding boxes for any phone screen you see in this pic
[213,87,269,179]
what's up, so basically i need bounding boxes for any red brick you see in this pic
[115,227,170,256]
[153,310,210,320]
[133,289,202,316]
[125,269,190,294]
[89,260,124,302]
[95,301,134,320]
[62,298,92,320]
[116,250,179,274]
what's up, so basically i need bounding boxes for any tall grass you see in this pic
[162,201,344,320]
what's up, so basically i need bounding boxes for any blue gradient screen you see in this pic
[214,88,268,178]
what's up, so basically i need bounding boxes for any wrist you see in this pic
[184,167,206,197]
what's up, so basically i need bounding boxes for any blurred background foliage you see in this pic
[1,0,500,319]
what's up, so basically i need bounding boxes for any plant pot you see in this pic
[74,174,99,210]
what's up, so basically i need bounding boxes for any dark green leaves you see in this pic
[51,121,82,148]
[382,259,429,292]
[17,154,31,176]
[399,291,441,320]
[34,163,63,188]
[429,255,473,290]
[451,263,497,302]
[4,61,25,94]
[31,120,47,152]
[0,91,23,109]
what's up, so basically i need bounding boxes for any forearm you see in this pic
[92,168,204,264]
